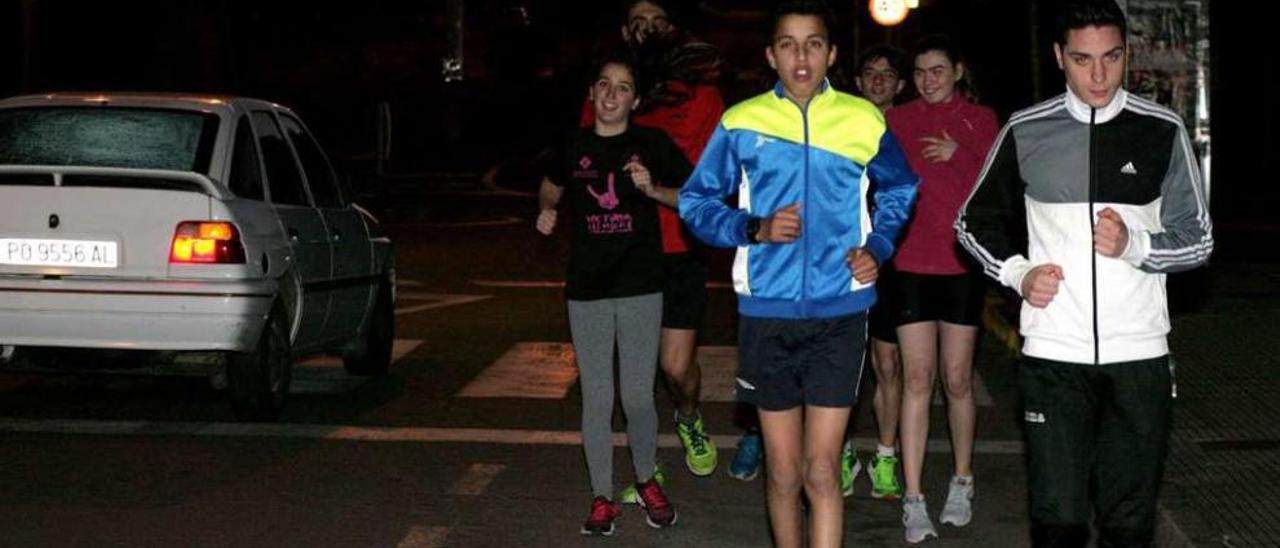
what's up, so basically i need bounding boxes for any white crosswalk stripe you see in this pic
[395,292,492,315]
[446,463,506,496]
[460,342,995,407]
[396,526,449,548]
[456,342,578,399]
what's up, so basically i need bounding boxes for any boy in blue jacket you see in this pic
[678,2,917,546]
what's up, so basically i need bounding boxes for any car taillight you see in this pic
[169,221,246,264]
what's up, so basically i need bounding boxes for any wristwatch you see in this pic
[746,217,763,244]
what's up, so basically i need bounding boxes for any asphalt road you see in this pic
[0,186,1035,547]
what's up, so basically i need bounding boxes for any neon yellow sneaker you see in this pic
[870,454,903,500]
[840,440,862,497]
[676,413,718,476]
[619,466,665,505]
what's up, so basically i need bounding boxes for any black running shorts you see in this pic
[892,271,986,327]
[661,253,707,330]
[867,264,899,342]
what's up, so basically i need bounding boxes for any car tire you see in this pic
[343,278,394,376]
[227,302,293,421]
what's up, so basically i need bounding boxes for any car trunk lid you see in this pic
[0,168,216,279]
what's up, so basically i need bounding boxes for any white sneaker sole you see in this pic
[637,500,678,529]
[579,523,616,536]
[905,529,938,544]
[940,511,972,527]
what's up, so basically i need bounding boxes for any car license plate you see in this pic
[0,238,119,268]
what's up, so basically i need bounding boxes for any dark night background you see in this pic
[1,1,1275,250]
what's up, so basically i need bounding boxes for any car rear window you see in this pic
[0,107,219,174]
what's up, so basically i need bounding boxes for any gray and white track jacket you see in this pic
[956,88,1213,365]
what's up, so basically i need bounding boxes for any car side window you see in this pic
[279,114,344,208]
[228,115,265,200]
[251,111,309,207]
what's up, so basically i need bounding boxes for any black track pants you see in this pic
[1019,355,1172,548]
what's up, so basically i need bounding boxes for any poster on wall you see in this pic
[1122,0,1211,189]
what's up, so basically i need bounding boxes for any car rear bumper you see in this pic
[0,277,277,352]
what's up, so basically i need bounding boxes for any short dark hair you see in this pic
[767,0,836,44]
[620,0,678,25]
[911,34,979,101]
[590,49,646,95]
[911,34,963,69]
[1055,0,1127,46]
[857,45,907,77]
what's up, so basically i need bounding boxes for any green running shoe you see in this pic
[620,466,665,505]
[840,440,862,497]
[676,413,718,476]
[870,454,903,500]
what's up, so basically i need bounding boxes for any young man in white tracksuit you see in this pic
[954,1,1212,546]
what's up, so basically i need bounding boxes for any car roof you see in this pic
[0,92,291,117]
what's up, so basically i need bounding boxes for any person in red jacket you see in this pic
[580,0,727,491]
[884,34,999,544]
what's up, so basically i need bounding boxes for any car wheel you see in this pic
[228,302,293,421]
[343,279,394,376]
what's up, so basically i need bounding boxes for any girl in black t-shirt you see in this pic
[535,54,690,536]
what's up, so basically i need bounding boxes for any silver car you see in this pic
[0,93,395,420]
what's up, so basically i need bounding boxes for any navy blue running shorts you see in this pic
[736,313,867,411]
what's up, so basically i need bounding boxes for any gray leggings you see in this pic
[567,292,663,498]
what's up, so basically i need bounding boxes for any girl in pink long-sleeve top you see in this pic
[884,34,999,544]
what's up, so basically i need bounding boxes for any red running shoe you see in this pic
[634,477,678,528]
[580,496,622,536]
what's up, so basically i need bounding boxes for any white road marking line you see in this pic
[0,418,1025,454]
[447,464,506,496]
[395,293,492,315]
[396,526,449,548]
[456,342,578,399]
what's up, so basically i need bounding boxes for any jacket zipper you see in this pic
[1088,107,1100,365]
[801,100,811,316]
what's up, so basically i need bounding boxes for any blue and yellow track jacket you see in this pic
[679,81,918,319]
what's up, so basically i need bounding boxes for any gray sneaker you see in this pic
[939,475,974,527]
[903,495,938,543]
